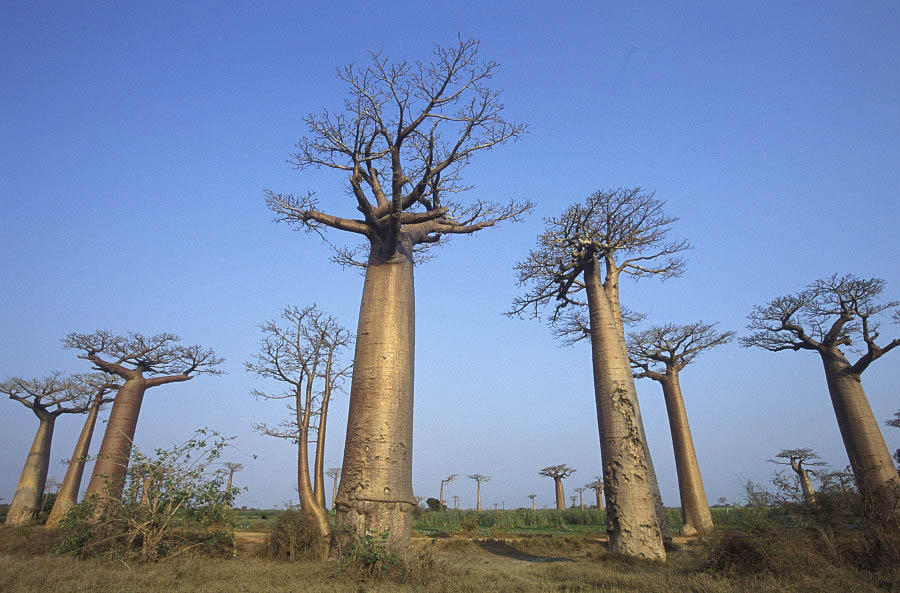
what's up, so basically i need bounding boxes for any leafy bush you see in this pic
[339,529,438,585]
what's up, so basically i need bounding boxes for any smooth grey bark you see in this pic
[6,414,55,525]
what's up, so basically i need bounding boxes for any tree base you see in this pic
[333,498,414,552]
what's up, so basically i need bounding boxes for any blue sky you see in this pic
[2,1,898,510]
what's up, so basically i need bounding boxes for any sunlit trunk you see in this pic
[439,481,446,508]
[476,482,483,511]
[46,399,103,527]
[554,479,566,510]
[314,388,330,510]
[299,419,332,559]
[531,498,536,510]
[585,260,665,560]
[795,466,817,504]
[6,414,56,525]
[821,351,900,523]
[85,379,146,502]
[334,240,416,550]
[595,487,605,510]
[659,374,713,535]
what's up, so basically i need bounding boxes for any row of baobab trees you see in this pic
[4,38,899,564]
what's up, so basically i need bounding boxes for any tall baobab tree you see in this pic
[770,449,825,504]
[224,462,244,502]
[247,305,352,559]
[64,331,223,503]
[468,474,490,511]
[45,375,120,528]
[527,494,537,510]
[266,38,531,549]
[2,373,110,525]
[586,477,605,510]
[326,467,341,511]
[575,487,586,509]
[539,465,576,510]
[510,188,689,560]
[628,321,732,535]
[439,473,458,509]
[743,274,900,523]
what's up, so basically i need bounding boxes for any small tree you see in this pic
[452,495,461,509]
[224,463,244,502]
[326,468,341,511]
[629,321,732,534]
[468,474,490,511]
[575,487,586,509]
[439,473,457,509]
[770,449,826,504]
[586,477,604,510]
[527,494,537,510]
[64,331,223,503]
[743,275,900,523]
[539,465,576,510]
[247,305,351,559]
[2,373,114,525]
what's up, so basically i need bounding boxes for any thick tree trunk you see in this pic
[6,414,56,526]
[554,478,566,510]
[794,466,816,504]
[439,482,446,508]
[46,400,103,527]
[334,241,416,550]
[595,488,605,510]
[821,352,900,523]
[299,427,331,559]
[659,374,713,535]
[532,498,536,510]
[585,260,665,560]
[476,483,483,511]
[84,379,147,502]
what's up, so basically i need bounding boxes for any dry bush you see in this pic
[263,509,318,561]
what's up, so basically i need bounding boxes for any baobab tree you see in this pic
[575,487,586,509]
[326,468,341,510]
[527,494,537,510]
[247,305,352,559]
[439,473,458,509]
[510,188,689,560]
[266,38,531,549]
[770,449,826,504]
[452,495,461,510]
[628,321,732,535]
[224,462,244,501]
[2,373,110,525]
[45,375,120,527]
[64,331,223,503]
[586,477,604,510]
[468,474,490,511]
[539,465,576,510]
[743,274,900,523]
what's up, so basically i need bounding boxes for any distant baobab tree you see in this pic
[2,373,115,525]
[45,374,120,527]
[888,411,900,468]
[439,473,458,509]
[265,38,531,550]
[64,331,223,504]
[510,188,689,560]
[224,462,244,501]
[629,321,732,534]
[586,477,604,510]
[326,468,341,511]
[539,465,576,510]
[575,487,586,509]
[770,449,825,504]
[527,494,537,510]
[468,474,491,511]
[452,495,461,509]
[743,274,900,523]
[247,305,351,559]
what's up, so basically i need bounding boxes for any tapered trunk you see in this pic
[607,275,672,544]
[476,482,483,511]
[658,374,713,535]
[531,498,536,510]
[554,479,566,510]
[595,488,605,510]
[821,351,900,523]
[334,241,416,550]
[794,465,817,504]
[226,470,235,500]
[85,379,147,502]
[585,260,665,560]
[331,473,339,511]
[314,385,330,510]
[6,414,56,525]
[439,482,445,508]
[299,423,331,559]
[46,400,103,527]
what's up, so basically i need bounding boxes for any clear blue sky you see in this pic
[2,1,898,510]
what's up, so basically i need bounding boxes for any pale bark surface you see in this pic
[539,465,575,511]
[743,274,900,524]
[468,474,490,511]
[7,415,56,525]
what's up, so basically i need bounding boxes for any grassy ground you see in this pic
[1,524,896,593]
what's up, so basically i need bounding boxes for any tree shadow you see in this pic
[474,539,574,563]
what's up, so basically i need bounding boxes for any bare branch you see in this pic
[628,321,734,377]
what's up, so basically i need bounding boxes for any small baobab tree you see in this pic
[527,494,537,510]
[743,274,900,523]
[770,449,826,504]
[468,474,490,511]
[510,188,689,560]
[586,477,605,510]
[539,465,576,510]
[629,321,732,534]
[45,374,120,528]
[575,487,586,509]
[439,473,457,509]
[224,462,244,501]
[266,38,531,549]
[452,495,461,509]
[326,467,341,510]
[64,331,223,503]
[2,373,112,525]
[247,305,352,559]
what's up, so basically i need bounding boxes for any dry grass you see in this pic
[0,527,896,593]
